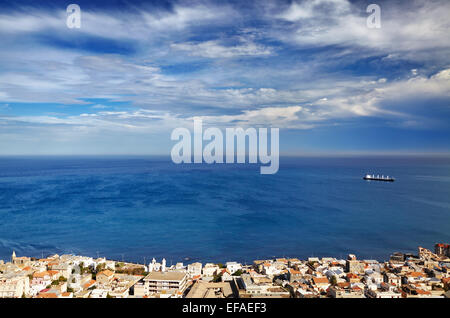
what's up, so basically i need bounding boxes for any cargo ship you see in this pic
[363,174,395,182]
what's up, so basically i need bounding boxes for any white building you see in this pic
[226,262,242,274]
[187,262,202,278]
[141,271,188,297]
[175,262,185,270]
[0,274,30,298]
[239,274,290,297]
[148,258,165,272]
[263,263,283,277]
[202,263,219,277]
[221,270,233,282]
[367,288,401,298]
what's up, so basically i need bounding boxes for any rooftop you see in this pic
[186,281,234,298]
[144,271,186,282]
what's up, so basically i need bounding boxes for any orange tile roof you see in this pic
[416,289,431,295]
[83,279,96,289]
[47,270,59,276]
[408,272,424,278]
[33,271,49,278]
[337,282,350,288]
[313,277,329,284]
[98,270,114,277]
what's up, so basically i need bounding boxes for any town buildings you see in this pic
[1,243,449,298]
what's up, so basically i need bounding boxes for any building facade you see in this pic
[142,271,188,297]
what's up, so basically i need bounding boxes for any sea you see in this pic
[0,156,449,265]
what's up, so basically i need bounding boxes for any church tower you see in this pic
[148,258,156,272]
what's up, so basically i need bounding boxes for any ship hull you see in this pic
[363,177,395,182]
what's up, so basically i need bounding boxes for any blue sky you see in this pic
[0,0,449,155]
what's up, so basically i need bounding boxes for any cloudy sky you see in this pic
[0,0,449,155]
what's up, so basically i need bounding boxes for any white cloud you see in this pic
[91,104,110,109]
[193,106,311,128]
[278,0,351,21]
[142,4,237,31]
[0,1,448,136]
[273,0,450,52]
[0,11,62,33]
[313,68,450,120]
[0,64,449,150]
[171,39,273,58]
[0,4,237,39]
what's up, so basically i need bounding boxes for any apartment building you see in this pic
[0,274,30,298]
[141,271,188,297]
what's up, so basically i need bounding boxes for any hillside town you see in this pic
[1,243,449,298]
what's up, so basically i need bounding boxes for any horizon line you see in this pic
[0,152,450,158]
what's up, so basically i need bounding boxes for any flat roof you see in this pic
[186,281,234,298]
[144,271,186,282]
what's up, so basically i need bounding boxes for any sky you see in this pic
[0,0,449,155]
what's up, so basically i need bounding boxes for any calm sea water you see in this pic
[0,156,449,264]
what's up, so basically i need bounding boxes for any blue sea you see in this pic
[0,156,449,264]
